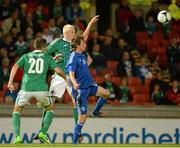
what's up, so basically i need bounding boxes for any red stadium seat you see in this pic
[136,32,148,52]
[0,91,4,103]
[147,45,157,60]
[62,91,72,104]
[94,76,104,85]
[111,76,121,87]
[99,69,113,76]
[128,77,142,86]
[90,68,97,77]
[157,46,166,55]
[107,61,119,70]
[136,85,150,94]
[136,32,148,40]
[157,54,168,69]
[42,6,49,16]
[132,93,150,104]
[147,39,158,47]
[162,39,170,48]
[169,31,179,39]
[152,32,164,45]
[88,96,97,104]
[145,78,152,86]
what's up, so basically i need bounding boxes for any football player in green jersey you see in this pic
[7,38,67,144]
[45,15,99,141]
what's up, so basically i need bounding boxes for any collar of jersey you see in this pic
[33,50,43,52]
[63,38,71,43]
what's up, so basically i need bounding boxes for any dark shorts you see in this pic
[72,83,98,115]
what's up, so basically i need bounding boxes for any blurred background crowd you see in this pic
[0,0,179,106]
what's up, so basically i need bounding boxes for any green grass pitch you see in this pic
[0,144,180,148]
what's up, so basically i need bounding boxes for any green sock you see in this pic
[73,107,78,124]
[12,112,20,137]
[40,110,47,130]
[41,110,54,134]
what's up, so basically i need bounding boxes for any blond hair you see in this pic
[63,24,75,34]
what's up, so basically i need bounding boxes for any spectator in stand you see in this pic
[151,83,167,105]
[105,28,118,48]
[145,16,156,37]
[4,81,19,103]
[0,48,8,67]
[66,0,84,24]
[14,33,29,56]
[161,22,171,39]
[42,28,53,44]
[135,57,152,83]
[55,15,66,33]
[0,29,4,46]
[72,17,86,32]
[146,1,159,22]
[166,79,180,105]
[2,10,20,34]
[167,36,180,79]
[48,18,61,36]
[115,37,128,58]
[129,8,145,33]
[150,70,170,99]
[149,59,161,76]
[102,73,119,101]
[0,0,13,19]
[2,33,16,60]
[49,0,65,18]
[19,3,27,22]
[34,4,46,27]
[90,43,106,70]
[0,57,10,90]
[101,36,116,60]
[115,0,133,33]
[21,12,37,34]
[168,0,180,22]
[87,31,102,53]
[117,51,136,77]
[118,77,130,103]
[91,73,118,117]
[25,27,34,44]
[10,27,18,44]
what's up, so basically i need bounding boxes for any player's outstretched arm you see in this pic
[83,15,100,41]
[54,67,67,82]
[7,64,19,91]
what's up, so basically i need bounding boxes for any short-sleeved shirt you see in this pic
[16,50,57,91]
[46,38,71,74]
[66,51,94,89]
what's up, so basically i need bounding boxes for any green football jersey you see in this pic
[46,38,71,74]
[16,50,57,91]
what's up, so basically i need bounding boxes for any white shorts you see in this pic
[15,90,51,108]
[49,74,67,98]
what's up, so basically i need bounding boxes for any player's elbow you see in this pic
[12,64,19,71]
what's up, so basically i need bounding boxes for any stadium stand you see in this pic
[0,0,179,108]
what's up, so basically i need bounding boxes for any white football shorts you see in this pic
[15,90,51,108]
[49,74,67,99]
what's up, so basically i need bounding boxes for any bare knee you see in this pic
[13,105,23,113]
[45,103,55,111]
[78,114,87,123]
[103,90,111,98]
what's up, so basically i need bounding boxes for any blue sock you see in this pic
[73,122,84,144]
[93,97,106,115]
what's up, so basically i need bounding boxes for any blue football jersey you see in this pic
[67,51,94,88]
